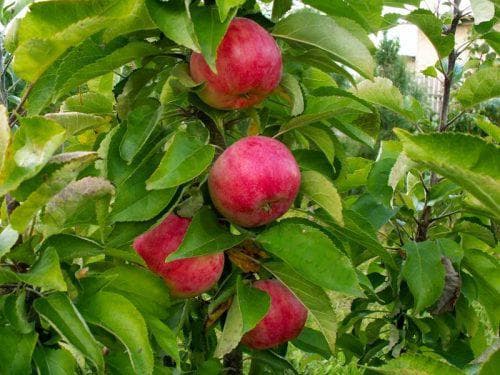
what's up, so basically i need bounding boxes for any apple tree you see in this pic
[0,0,499,374]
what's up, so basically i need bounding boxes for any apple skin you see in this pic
[208,136,300,228]
[189,17,282,110]
[242,279,308,350]
[133,214,225,298]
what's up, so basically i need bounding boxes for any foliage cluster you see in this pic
[0,0,499,374]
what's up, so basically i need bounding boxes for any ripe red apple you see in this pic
[133,214,225,298]
[242,279,307,350]
[189,17,282,110]
[208,136,300,228]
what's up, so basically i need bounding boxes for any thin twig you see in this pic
[430,210,462,223]
[446,110,466,128]
[8,84,33,127]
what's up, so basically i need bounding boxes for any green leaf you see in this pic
[0,225,19,259]
[168,207,245,261]
[434,238,464,266]
[45,112,111,137]
[272,0,293,21]
[421,66,438,78]
[9,0,145,82]
[0,105,9,173]
[42,234,103,262]
[293,150,335,178]
[470,0,495,24]
[353,77,424,122]
[216,0,246,22]
[0,117,66,196]
[318,209,397,270]
[41,177,115,236]
[462,249,500,328]
[483,31,500,54]
[0,267,17,284]
[383,0,421,7]
[456,66,500,108]
[370,353,464,374]
[280,73,304,116]
[279,112,336,135]
[10,153,97,232]
[292,327,332,359]
[117,68,159,118]
[0,327,37,375]
[145,0,200,52]
[298,125,336,165]
[215,277,270,357]
[33,347,77,375]
[395,129,500,220]
[62,92,114,115]
[110,133,177,223]
[302,0,383,32]
[351,194,397,230]
[248,350,298,374]
[401,241,445,313]
[101,265,171,318]
[120,101,162,163]
[388,153,415,191]
[191,5,234,72]
[286,46,356,86]
[454,220,496,247]
[102,0,156,43]
[406,9,455,58]
[304,95,379,147]
[264,262,337,354]
[146,128,215,190]
[78,291,154,375]
[26,40,158,115]
[335,157,372,192]
[273,10,375,78]
[367,158,397,207]
[13,247,67,291]
[62,41,158,98]
[475,115,500,142]
[480,347,500,375]
[33,293,104,373]
[301,170,343,226]
[111,176,176,223]
[147,318,180,367]
[11,151,97,202]
[4,291,33,334]
[258,220,362,296]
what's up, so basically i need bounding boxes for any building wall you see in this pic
[415,22,473,72]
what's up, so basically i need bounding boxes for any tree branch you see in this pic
[416,0,462,241]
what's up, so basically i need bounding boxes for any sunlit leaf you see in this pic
[401,241,445,313]
[33,293,104,372]
[258,220,362,296]
[273,10,374,78]
[395,129,500,220]
[78,291,154,375]
[0,117,66,195]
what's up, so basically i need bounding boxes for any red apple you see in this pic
[208,136,300,227]
[133,214,225,298]
[189,17,282,110]
[242,279,308,350]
